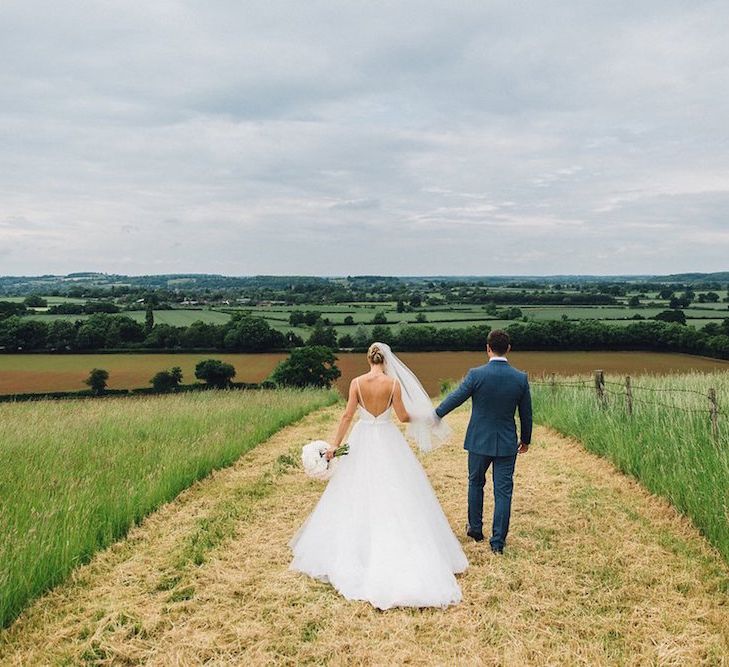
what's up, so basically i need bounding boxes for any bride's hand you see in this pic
[325,447,337,461]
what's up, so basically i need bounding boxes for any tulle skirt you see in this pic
[289,413,468,610]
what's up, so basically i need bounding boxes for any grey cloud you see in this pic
[0,0,728,275]
[329,198,381,211]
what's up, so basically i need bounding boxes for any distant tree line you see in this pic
[366,319,729,360]
[0,311,291,352]
[47,302,122,314]
[1,308,728,361]
[459,292,618,305]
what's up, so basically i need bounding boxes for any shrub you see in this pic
[655,309,687,325]
[194,359,236,388]
[270,346,341,388]
[150,366,183,393]
[84,368,109,395]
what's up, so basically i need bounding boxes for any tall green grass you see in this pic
[0,389,338,628]
[533,372,729,562]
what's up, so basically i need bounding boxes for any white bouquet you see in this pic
[301,440,349,480]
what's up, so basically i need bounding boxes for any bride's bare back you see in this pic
[327,345,410,455]
[355,373,397,417]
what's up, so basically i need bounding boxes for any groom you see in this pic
[434,330,532,554]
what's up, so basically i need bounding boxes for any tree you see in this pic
[84,368,109,395]
[150,366,183,393]
[628,295,641,307]
[270,346,341,388]
[144,292,160,306]
[307,321,338,348]
[415,312,428,323]
[409,294,422,308]
[144,323,182,348]
[654,309,687,325]
[371,311,388,325]
[285,331,304,347]
[338,333,354,348]
[0,301,27,319]
[396,300,405,313]
[3,318,48,350]
[145,306,154,334]
[195,359,236,388]
[47,319,77,350]
[223,313,284,351]
[343,315,355,325]
[303,311,321,326]
[181,320,225,348]
[352,325,369,348]
[371,325,393,343]
[289,311,305,327]
[23,295,47,308]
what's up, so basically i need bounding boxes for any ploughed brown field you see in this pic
[1,351,727,397]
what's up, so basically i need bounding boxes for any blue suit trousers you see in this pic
[467,451,517,550]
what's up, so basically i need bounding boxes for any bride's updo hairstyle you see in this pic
[367,343,385,366]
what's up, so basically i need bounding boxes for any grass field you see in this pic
[18,297,729,335]
[533,373,729,562]
[0,352,288,395]
[246,303,729,334]
[0,388,338,628]
[2,296,86,305]
[25,309,232,326]
[2,405,727,663]
[1,351,727,397]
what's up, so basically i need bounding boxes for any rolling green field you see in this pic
[0,388,338,628]
[2,296,87,305]
[533,373,729,562]
[14,285,729,339]
[25,309,232,326]
[242,299,729,334]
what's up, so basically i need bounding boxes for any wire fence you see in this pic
[531,370,725,440]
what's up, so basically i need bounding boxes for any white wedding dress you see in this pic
[289,382,468,610]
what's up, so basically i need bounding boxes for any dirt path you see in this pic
[1,406,728,666]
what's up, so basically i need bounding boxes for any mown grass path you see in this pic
[1,405,728,666]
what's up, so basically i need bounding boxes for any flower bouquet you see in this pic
[301,440,349,480]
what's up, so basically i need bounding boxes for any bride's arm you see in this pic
[391,380,410,423]
[327,380,359,458]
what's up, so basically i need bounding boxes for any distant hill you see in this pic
[662,272,729,283]
[0,271,726,296]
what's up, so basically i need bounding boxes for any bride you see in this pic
[289,342,468,610]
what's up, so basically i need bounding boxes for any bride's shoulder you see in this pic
[348,374,368,391]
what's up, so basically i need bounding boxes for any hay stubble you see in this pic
[1,405,727,665]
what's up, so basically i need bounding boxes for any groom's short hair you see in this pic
[487,330,510,355]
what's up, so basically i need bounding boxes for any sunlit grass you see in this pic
[0,388,338,628]
[533,372,729,562]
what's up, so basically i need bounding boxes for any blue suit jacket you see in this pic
[435,359,532,457]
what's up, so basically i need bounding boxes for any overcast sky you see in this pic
[1,1,728,276]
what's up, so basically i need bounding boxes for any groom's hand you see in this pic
[517,442,529,454]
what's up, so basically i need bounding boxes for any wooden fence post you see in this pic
[708,388,719,441]
[594,370,606,408]
[550,373,556,395]
[625,376,633,416]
